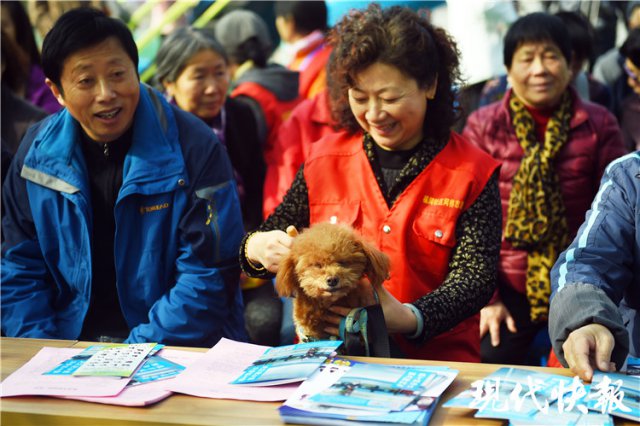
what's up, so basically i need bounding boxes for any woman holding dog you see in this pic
[240,4,502,363]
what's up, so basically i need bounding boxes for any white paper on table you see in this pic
[166,338,299,401]
[56,349,204,406]
[0,347,130,397]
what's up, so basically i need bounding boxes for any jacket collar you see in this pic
[498,86,589,130]
[24,84,185,194]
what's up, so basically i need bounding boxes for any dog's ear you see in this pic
[359,238,390,288]
[275,254,298,297]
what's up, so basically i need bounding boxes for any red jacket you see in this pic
[231,82,302,171]
[305,132,499,362]
[463,89,627,300]
[263,89,338,218]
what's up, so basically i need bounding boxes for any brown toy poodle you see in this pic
[275,222,389,341]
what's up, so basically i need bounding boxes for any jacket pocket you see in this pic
[412,209,457,248]
[309,200,361,227]
[409,208,458,281]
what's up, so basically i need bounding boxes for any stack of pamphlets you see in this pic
[278,357,458,426]
[443,367,640,425]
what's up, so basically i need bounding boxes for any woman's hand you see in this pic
[479,300,517,347]
[374,284,417,334]
[245,226,298,273]
[323,281,417,336]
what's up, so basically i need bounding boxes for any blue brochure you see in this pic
[230,340,343,386]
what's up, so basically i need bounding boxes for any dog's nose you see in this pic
[326,277,339,287]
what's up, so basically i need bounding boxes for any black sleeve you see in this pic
[239,165,310,278]
[412,170,502,342]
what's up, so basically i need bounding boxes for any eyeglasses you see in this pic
[624,62,640,84]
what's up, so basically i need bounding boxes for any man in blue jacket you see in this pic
[550,152,639,381]
[1,7,247,347]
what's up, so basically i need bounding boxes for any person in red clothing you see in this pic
[262,88,338,218]
[240,4,502,362]
[463,12,627,366]
[272,1,331,100]
[214,9,303,183]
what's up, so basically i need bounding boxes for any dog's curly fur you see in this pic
[275,223,390,340]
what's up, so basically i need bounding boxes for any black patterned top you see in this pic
[240,133,502,343]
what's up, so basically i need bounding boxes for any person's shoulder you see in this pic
[225,96,258,123]
[593,47,620,67]
[600,151,640,195]
[448,132,500,168]
[576,95,613,115]
[15,113,58,156]
[306,130,359,161]
[467,99,505,123]
[574,95,619,127]
[170,104,216,146]
[605,151,640,177]
[463,98,507,138]
[4,89,48,122]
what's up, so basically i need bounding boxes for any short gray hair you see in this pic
[154,26,228,90]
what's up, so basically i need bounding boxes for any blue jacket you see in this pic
[550,151,640,368]
[1,84,248,347]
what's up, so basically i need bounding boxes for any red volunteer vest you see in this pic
[305,132,500,362]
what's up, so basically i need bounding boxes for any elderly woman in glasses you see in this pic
[463,12,627,366]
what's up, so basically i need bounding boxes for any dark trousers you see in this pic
[481,284,549,366]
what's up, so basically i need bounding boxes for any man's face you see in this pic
[46,37,140,143]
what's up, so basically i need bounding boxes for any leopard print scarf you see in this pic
[505,91,572,322]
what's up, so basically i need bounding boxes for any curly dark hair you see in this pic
[327,4,461,143]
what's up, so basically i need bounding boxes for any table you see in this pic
[0,337,635,425]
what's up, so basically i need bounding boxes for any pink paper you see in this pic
[57,349,203,406]
[167,338,299,401]
[0,347,130,397]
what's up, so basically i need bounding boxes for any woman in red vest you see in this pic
[240,4,502,363]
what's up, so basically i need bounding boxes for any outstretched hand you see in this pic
[562,323,616,382]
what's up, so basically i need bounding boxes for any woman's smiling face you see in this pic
[348,62,435,151]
